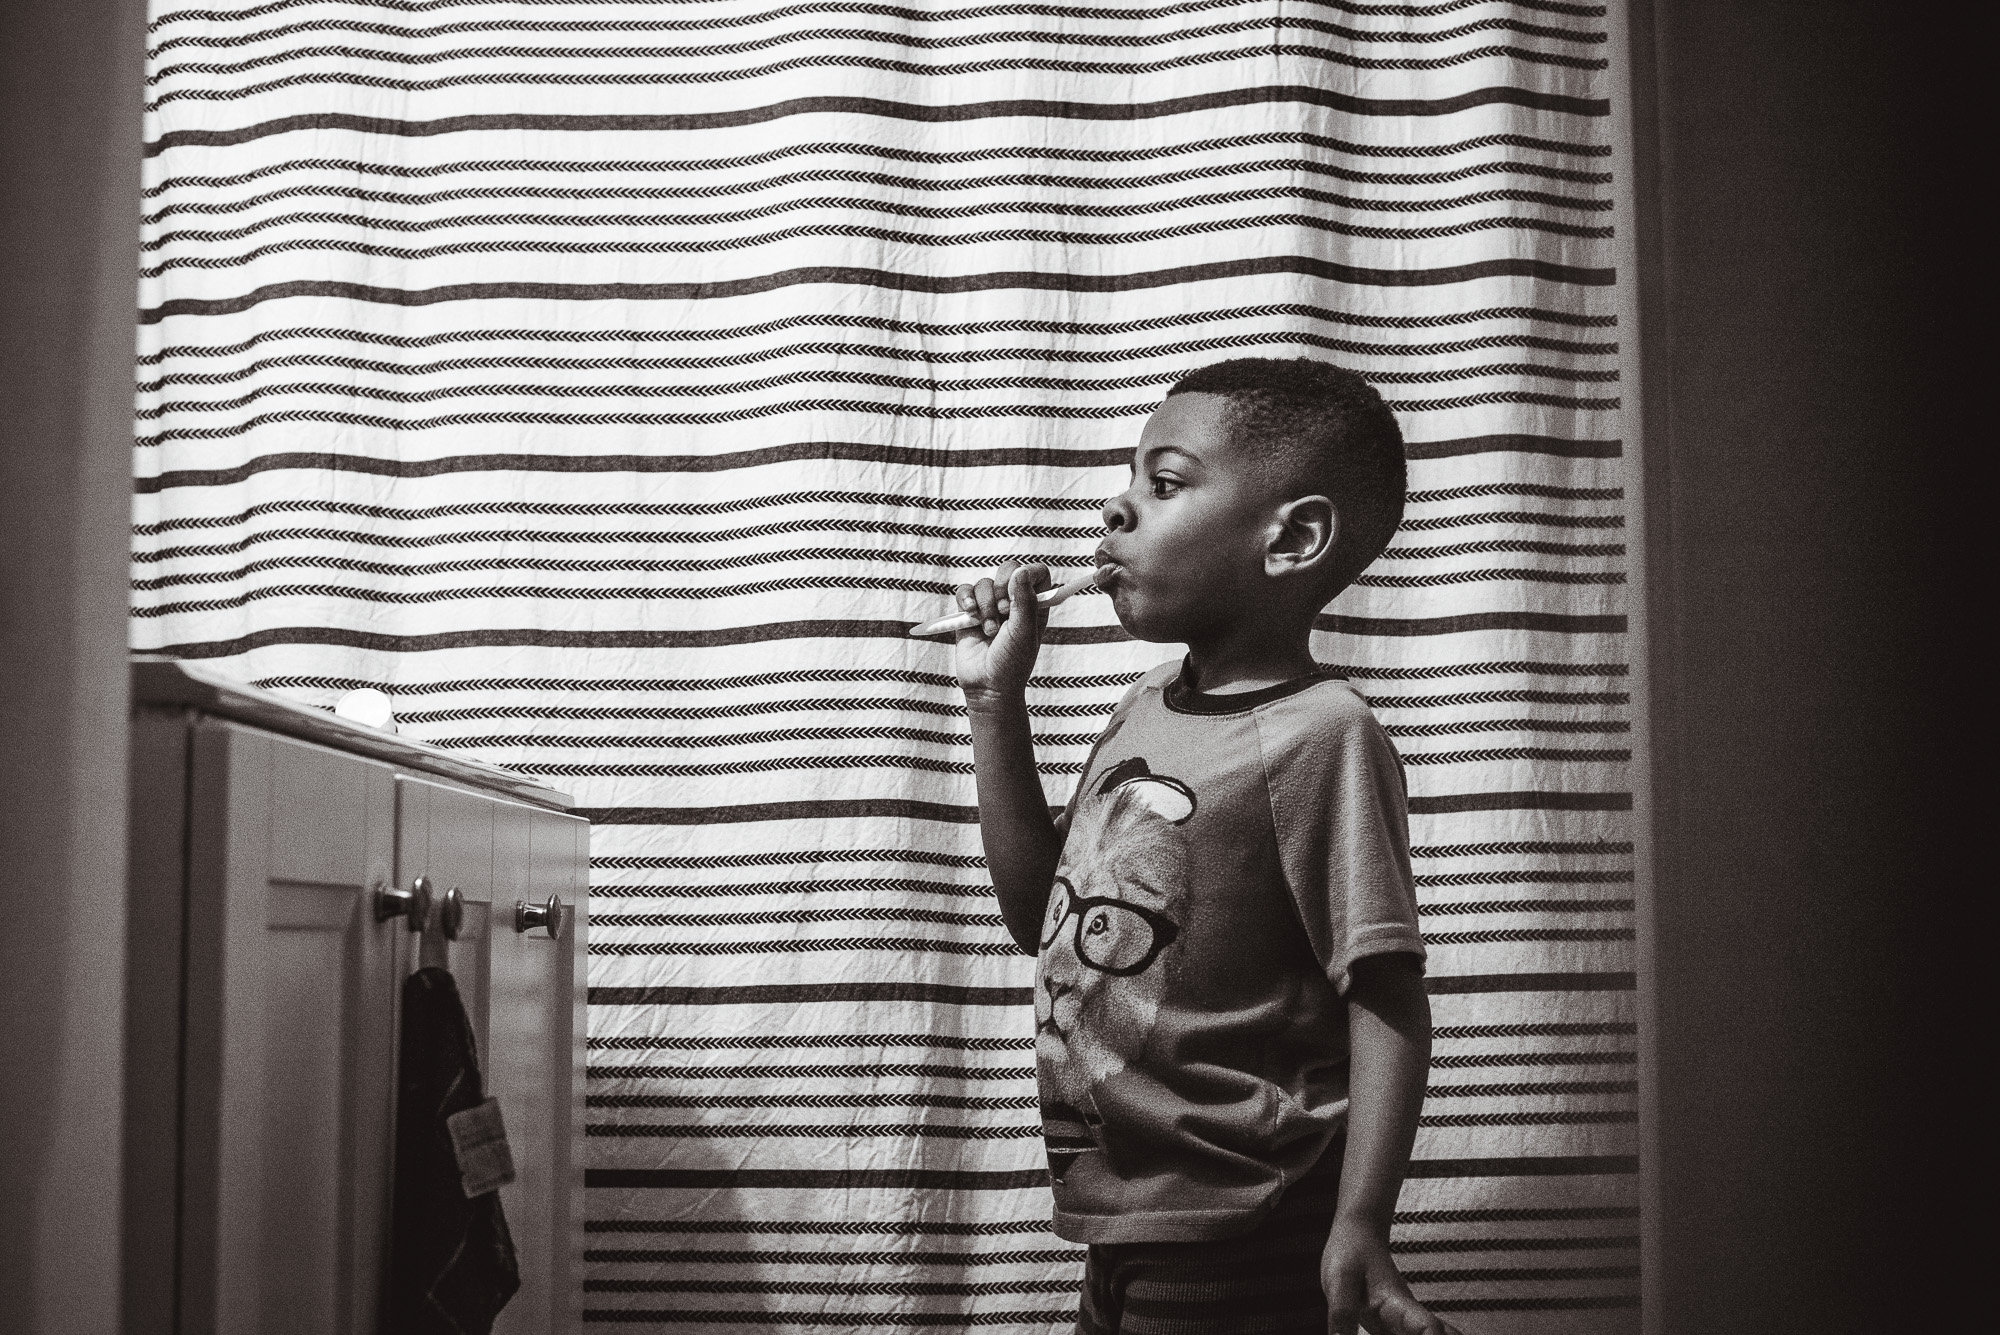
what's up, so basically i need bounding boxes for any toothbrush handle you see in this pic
[906,609,986,638]
[907,572,1094,639]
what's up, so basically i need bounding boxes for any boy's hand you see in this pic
[953,561,1050,706]
[1322,1219,1465,1335]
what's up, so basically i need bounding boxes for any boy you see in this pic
[950,359,1462,1335]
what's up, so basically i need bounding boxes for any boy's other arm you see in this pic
[955,562,1063,954]
[1323,952,1464,1335]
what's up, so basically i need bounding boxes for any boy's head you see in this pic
[1095,357,1405,644]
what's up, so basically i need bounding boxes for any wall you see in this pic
[0,0,147,1329]
[1628,1,1974,1329]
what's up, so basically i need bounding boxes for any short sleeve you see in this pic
[1056,668,1166,843]
[1254,688,1426,994]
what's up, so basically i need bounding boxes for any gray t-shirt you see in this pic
[1036,659,1426,1244]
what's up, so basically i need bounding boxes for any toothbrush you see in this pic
[906,569,1102,639]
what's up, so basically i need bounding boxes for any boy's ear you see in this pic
[1264,494,1339,579]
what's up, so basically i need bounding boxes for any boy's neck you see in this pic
[1181,617,1320,695]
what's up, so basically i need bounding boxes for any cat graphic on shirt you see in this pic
[1035,756,1195,1181]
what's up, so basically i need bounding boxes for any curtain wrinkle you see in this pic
[134,1,1638,1329]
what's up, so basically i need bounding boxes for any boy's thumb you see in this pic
[1007,565,1048,620]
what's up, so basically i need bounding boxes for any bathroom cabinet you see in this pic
[123,658,588,1335]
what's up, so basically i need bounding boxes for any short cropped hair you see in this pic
[1165,357,1406,593]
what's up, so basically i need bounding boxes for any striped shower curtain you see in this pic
[133,0,1638,1328]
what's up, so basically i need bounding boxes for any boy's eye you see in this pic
[1148,474,1182,498]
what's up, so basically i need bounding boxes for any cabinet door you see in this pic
[396,776,495,1056]
[540,805,589,1333]
[399,778,587,1334]
[487,802,589,1333]
[179,720,401,1335]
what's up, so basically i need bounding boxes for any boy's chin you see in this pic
[1107,589,1187,644]
[1115,612,1197,646]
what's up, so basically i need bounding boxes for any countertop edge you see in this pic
[131,656,577,813]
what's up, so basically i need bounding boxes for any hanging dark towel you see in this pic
[387,966,520,1334]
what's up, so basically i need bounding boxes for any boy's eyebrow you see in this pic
[1135,443,1204,470]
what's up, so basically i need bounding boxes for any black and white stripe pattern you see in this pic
[135,0,1637,1326]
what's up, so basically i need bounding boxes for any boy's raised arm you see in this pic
[954,561,1063,954]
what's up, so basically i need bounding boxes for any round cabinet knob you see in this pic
[516,894,566,940]
[437,886,465,941]
[375,875,432,932]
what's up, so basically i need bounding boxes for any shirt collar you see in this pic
[1161,656,1345,716]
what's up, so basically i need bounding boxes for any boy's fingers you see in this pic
[971,576,1001,629]
[1325,1269,1363,1335]
[992,559,1022,615]
[1370,1292,1449,1335]
[950,586,978,636]
[1010,564,1052,625]
[952,585,980,641]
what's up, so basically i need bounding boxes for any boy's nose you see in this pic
[1101,491,1133,532]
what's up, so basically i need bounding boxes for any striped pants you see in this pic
[1075,1160,1339,1334]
